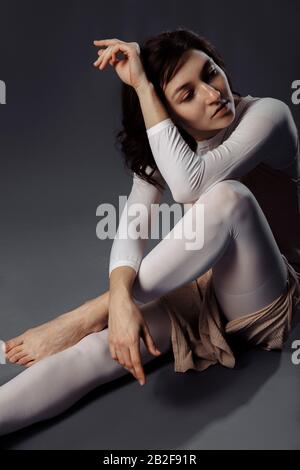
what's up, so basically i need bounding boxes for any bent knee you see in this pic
[201,179,252,202]
[198,179,255,221]
[132,275,159,304]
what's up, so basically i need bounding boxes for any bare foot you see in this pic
[5,293,109,367]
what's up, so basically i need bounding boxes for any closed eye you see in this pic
[181,67,219,102]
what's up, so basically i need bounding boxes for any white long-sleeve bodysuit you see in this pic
[1,95,299,436]
[109,95,300,317]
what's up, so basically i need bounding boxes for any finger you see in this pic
[93,46,111,67]
[115,348,136,380]
[141,324,162,357]
[121,347,133,370]
[130,343,145,386]
[108,341,118,362]
[115,347,135,378]
[93,39,121,46]
[98,44,119,70]
[96,45,114,69]
[95,49,116,68]
[121,348,138,380]
[115,348,129,373]
[98,42,133,70]
[110,50,118,65]
[101,52,116,65]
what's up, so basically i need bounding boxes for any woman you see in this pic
[1,28,300,436]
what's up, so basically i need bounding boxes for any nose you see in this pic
[200,82,222,103]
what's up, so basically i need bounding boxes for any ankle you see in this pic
[79,292,109,333]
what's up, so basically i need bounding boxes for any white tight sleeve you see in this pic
[109,169,166,276]
[146,98,298,203]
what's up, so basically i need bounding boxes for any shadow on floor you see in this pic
[0,341,283,449]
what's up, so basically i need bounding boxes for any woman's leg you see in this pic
[0,298,172,436]
[6,178,288,366]
[132,179,288,321]
[5,292,110,365]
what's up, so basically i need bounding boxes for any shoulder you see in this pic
[243,96,292,125]
[236,96,298,144]
[237,96,298,159]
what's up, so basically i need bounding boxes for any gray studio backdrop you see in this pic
[0,0,300,450]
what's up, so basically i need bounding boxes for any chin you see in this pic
[218,106,235,123]
[211,111,235,131]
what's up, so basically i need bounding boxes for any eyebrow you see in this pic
[171,59,212,100]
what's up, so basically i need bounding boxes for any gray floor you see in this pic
[0,213,300,449]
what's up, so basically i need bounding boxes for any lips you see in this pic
[212,100,229,118]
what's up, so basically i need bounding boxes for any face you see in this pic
[163,49,238,141]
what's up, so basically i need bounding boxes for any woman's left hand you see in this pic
[93,37,149,91]
[108,293,162,385]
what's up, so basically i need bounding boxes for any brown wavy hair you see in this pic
[114,28,241,191]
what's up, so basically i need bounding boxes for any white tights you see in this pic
[0,300,172,436]
[0,180,288,436]
[132,179,288,319]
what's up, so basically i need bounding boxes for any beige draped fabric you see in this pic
[158,255,300,373]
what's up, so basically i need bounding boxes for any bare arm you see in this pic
[109,265,137,300]
[135,80,170,130]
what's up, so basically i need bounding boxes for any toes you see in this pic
[7,348,28,364]
[10,353,28,364]
[6,345,24,361]
[5,336,24,352]
[17,355,34,366]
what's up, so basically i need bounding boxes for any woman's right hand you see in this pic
[108,292,162,385]
[93,38,149,91]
